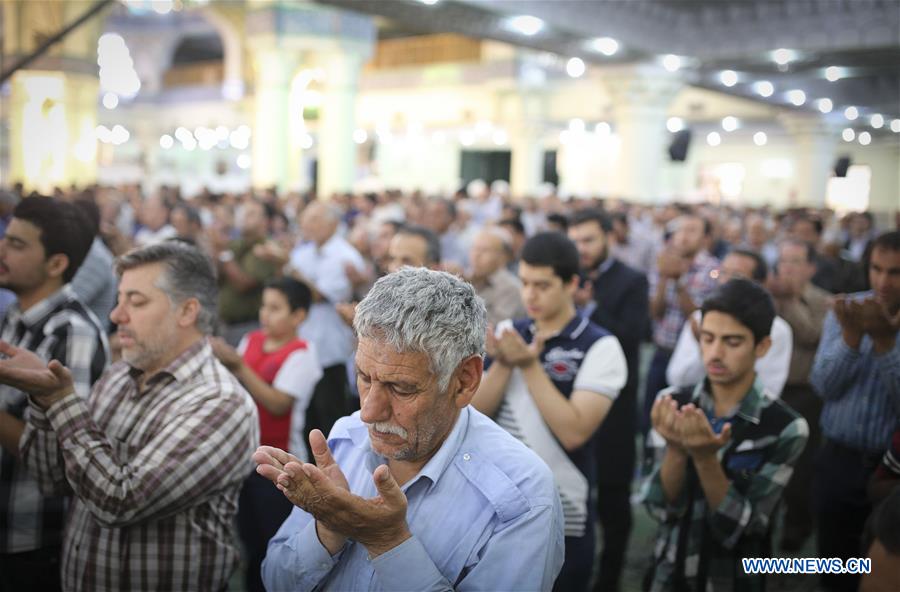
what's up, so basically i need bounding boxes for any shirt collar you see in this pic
[596,256,615,276]
[346,405,472,490]
[526,314,589,341]
[129,338,211,388]
[692,376,764,425]
[10,284,76,329]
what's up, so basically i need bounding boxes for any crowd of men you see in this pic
[0,179,897,592]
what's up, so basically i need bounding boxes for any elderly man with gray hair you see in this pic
[258,267,564,591]
[0,241,259,591]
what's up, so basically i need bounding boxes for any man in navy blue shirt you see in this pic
[474,232,627,592]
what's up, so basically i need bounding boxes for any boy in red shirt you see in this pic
[212,277,322,592]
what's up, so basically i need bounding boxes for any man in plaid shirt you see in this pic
[643,279,807,592]
[4,241,258,592]
[0,198,109,591]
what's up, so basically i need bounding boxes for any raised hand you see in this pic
[676,405,732,459]
[650,394,683,450]
[0,341,74,406]
[496,328,544,369]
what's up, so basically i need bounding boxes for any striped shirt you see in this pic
[811,291,900,453]
[0,284,108,554]
[19,339,259,591]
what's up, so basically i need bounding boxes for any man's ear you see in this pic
[45,253,70,281]
[754,335,772,359]
[450,354,484,409]
[178,297,201,328]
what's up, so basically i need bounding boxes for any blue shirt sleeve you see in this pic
[810,310,862,401]
[262,507,346,592]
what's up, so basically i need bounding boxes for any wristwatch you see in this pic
[218,250,235,263]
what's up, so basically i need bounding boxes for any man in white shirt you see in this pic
[288,202,366,440]
[666,249,792,398]
[133,195,176,247]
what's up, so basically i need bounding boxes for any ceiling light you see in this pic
[594,122,611,136]
[417,0,440,4]
[299,134,314,150]
[159,134,174,149]
[870,114,884,129]
[772,48,796,65]
[568,118,586,133]
[753,131,767,146]
[754,80,774,97]
[706,131,721,146]
[504,15,544,36]
[460,130,475,146]
[858,131,871,146]
[492,130,508,146]
[102,92,118,110]
[721,116,739,132]
[817,98,833,113]
[891,119,900,133]
[824,66,841,82]
[787,89,806,106]
[588,37,619,56]
[842,128,855,142]
[666,117,685,133]
[844,106,858,120]
[236,154,251,169]
[662,54,681,72]
[559,130,571,145]
[566,57,586,78]
[353,129,368,144]
[719,70,738,87]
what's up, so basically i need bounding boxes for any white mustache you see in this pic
[368,422,408,439]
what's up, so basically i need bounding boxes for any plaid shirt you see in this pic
[649,250,719,350]
[0,285,108,554]
[20,339,259,591]
[643,379,808,592]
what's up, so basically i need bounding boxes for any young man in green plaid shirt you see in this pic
[643,278,808,592]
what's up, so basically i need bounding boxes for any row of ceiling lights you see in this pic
[414,2,898,134]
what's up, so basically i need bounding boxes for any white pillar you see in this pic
[780,114,838,207]
[250,48,297,192]
[603,66,682,203]
[316,51,363,199]
[509,92,546,198]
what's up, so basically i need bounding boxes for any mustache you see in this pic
[367,422,408,439]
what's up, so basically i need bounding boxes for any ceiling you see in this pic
[314,0,900,132]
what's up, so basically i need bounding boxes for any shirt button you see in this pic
[463,453,471,461]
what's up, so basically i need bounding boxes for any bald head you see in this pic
[470,227,512,281]
[300,202,340,246]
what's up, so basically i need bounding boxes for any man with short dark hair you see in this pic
[0,197,109,591]
[569,208,648,591]
[645,278,808,592]
[474,232,627,592]
[666,249,793,398]
[811,230,900,592]
[5,241,258,592]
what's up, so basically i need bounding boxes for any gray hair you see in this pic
[116,240,218,334]
[354,267,486,392]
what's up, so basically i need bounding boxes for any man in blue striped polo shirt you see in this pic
[811,230,900,592]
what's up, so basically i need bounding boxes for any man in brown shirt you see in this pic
[467,227,525,327]
[769,238,831,550]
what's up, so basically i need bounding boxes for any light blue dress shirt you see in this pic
[262,406,564,591]
[811,291,900,453]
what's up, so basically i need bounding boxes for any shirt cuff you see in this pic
[370,535,449,591]
[293,520,346,587]
[24,396,53,430]
[45,394,93,442]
